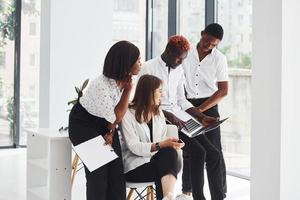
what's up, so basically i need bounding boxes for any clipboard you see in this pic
[73,135,118,172]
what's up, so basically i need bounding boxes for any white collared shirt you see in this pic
[139,56,193,112]
[182,46,229,99]
[79,74,122,123]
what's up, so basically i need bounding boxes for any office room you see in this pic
[0,0,299,199]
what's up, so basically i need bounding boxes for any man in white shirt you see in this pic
[139,35,224,200]
[182,23,228,199]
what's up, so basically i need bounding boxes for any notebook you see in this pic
[169,109,228,138]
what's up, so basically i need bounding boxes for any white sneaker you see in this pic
[162,192,175,200]
[175,193,193,200]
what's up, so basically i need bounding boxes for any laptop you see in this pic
[168,110,228,138]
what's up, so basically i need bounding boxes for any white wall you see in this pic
[251,0,300,199]
[280,0,300,198]
[39,0,113,129]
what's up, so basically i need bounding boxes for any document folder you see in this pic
[73,135,118,172]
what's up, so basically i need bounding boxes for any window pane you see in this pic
[152,0,168,58]
[217,0,252,177]
[178,0,205,45]
[29,22,36,36]
[20,0,41,145]
[217,0,252,69]
[0,0,15,146]
[113,0,146,61]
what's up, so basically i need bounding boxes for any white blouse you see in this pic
[79,74,122,124]
[182,46,229,99]
[139,57,193,113]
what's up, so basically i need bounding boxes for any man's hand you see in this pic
[197,107,204,113]
[200,115,218,127]
[186,107,218,127]
[163,111,186,130]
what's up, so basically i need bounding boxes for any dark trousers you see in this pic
[69,103,126,200]
[83,133,126,200]
[179,132,223,200]
[125,147,179,200]
[187,98,227,197]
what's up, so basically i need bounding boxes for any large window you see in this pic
[0,0,41,147]
[113,0,146,61]
[152,0,168,58]
[217,0,252,177]
[178,0,205,45]
[0,0,16,147]
[20,0,41,145]
[218,0,252,69]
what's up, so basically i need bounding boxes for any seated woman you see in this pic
[121,74,184,200]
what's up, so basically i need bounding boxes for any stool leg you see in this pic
[146,187,151,200]
[150,186,154,200]
[71,155,79,187]
[126,188,134,200]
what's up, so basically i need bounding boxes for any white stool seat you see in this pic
[126,181,155,188]
[126,181,155,200]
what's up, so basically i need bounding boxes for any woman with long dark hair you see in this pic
[121,74,184,200]
[68,41,141,200]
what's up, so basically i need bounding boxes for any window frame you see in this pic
[145,0,250,180]
[0,0,22,149]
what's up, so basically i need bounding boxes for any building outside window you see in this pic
[20,0,41,145]
[152,0,168,58]
[178,0,205,45]
[0,52,5,68]
[29,22,36,36]
[29,53,35,66]
[0,0,15,146]
[113,0,146,61]
[217,0,252,177]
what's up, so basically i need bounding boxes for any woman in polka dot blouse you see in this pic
[68,40,141,200]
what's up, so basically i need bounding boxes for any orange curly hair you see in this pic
[167,35,190,52]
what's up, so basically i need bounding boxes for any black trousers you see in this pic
[179,132,223,200]
[186,98,227,197]
[125,147,179,200]
[69,103,126,200]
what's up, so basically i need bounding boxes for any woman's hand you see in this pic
[122,75,133,91]
[103,132,113,145]
[160,137,185,150]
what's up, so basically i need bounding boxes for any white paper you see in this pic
[73,135,118,172]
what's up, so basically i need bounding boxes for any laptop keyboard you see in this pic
[184,119,201,132]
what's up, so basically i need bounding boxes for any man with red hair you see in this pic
[139,35,224,200]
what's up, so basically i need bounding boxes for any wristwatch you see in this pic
[155,142,160,151]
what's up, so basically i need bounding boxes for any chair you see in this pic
[166,124,179,138]
[70,125,180,198]
[126,182,155,200]
[125,124,179,200]
[71,153,81,187]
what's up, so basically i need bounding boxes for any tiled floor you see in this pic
[0,148,250,200]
